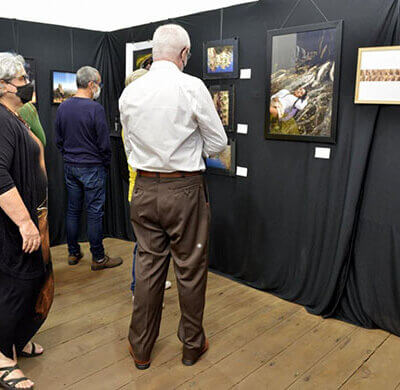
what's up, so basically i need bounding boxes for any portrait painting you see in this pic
[203,38,239,79]
[265,21,342,143]
[52,71,77,104]
[355,46,400,104]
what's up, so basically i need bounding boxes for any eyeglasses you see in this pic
[4,74,29,83]
[181,48,191,61]
[92,80,103,88]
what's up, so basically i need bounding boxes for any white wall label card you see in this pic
[236,166,248,177]
[314,147,331,159]
[240,69,251,79]
[237,124,248,134]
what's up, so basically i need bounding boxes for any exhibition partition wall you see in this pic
[0,18,134,245]
[110,0,400,336]
[1,0,400,336]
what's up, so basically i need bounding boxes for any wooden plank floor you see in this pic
[19,238,400,389]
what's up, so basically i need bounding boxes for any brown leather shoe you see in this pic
[91,255,123,271]
[68,252,83,265]
[182,339,209,366]
[128,344,151,370]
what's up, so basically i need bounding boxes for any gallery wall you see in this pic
[110,0,400,336]
[1,0,400,337]
[0,18,133,245]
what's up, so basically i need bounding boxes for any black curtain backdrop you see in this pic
[0,19,134,246]
[2,0,400,337]
[110,0,400,336]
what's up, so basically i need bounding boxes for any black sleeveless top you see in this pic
[0,103,46,279]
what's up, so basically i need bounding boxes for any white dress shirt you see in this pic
[119,60,228,173]
[271,89,308,120]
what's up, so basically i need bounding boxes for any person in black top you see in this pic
[0,53,53,390]
[55,66,122,271]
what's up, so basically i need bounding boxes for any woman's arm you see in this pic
[0,187,41,253]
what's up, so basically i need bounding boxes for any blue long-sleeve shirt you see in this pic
[55,97,111,167]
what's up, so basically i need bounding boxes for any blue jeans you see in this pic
[64,165,107,261]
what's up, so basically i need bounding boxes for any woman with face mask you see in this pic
[0,53,54,390]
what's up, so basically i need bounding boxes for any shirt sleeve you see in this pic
[54,108,64,154]
[0,123,16,195]
[94,104,112,167]
[295,98,308,111]
[194,80,228,158]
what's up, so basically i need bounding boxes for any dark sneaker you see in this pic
[91,255,123,271]
[68,252,83,265]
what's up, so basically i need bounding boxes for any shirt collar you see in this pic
[150,60,181,72]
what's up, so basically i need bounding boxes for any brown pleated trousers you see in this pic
[128,174,210,362]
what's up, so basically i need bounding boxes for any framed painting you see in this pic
[355,46,400,104]
[125,40,153,78]
[206,138,236,176]
[209,84,235,132]
[24,58,37,105]
[51,71,77,104]
[265,21,343,143]
[203,38,239,80]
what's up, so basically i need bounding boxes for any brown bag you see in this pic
[35,206,55,319]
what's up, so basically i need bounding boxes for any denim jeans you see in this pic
[64,164,107,261]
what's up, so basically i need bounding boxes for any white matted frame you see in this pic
[125,40,153,79]
[355,46,400,104]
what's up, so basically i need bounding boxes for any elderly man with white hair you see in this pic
[120,24,227,370]
[0,52,51,390]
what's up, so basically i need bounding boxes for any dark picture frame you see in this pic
[206,137,236,177]
[209,84,235,133]
[51,70,77,104]
[133,48,152,70]
[24,58,37,106]
[265,20,343,143]
[203,38,239,80]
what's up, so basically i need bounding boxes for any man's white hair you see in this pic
[152,24,191,61]
[0,53,25,97]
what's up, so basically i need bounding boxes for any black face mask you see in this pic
[7,81,34,104]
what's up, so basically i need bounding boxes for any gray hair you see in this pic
[152,24,191,61]
[76,66,100,88]
[0,53,26,97]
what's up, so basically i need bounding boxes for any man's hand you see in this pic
[19,219,41,253]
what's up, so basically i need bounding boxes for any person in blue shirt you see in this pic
[55,66,123,271]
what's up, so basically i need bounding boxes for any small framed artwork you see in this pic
[265,21,343,143]
[203,38,239,80]
[125,40,153,78]
[355,46,400,104]
[24,58,37,105]
[206,138,236,176]
[51,71,77,104]
[209,84,235,132]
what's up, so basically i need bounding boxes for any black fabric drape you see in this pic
[2,0,400,338]
[333,0,400,333]
[109,0,400,336]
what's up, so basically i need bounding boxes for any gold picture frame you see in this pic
[355,46,400,104]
